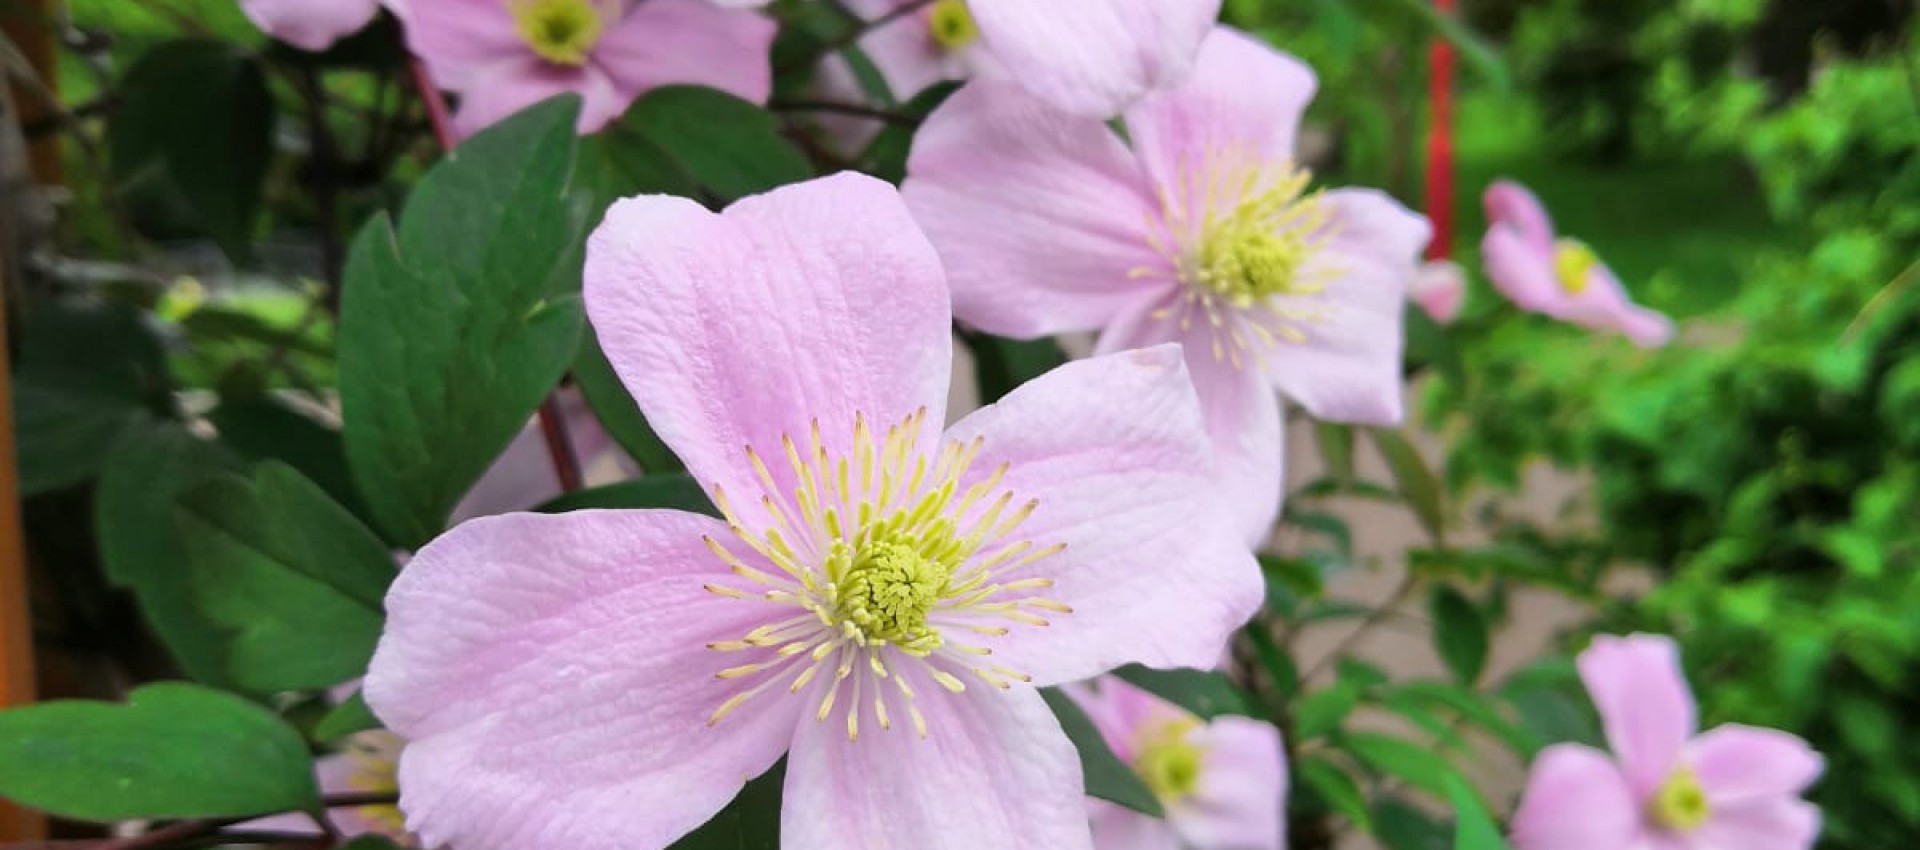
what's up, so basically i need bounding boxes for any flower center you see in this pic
[343,733,407,839]
[1133,718,1205,802]
[1649,766,1712,832]
[927,0,978,51]
[1553,238,1597,295]
[1142,150,1341,370]
[701,410,1070,741]
[510,0,605,66]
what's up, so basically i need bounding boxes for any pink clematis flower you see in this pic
[1480,180,1674,347]
[903,28,1430,544]
[1073,677,1286,850]
[363,173,1263,850]
[1512,634,1823,850]
[1410,259,1466,325]
[816,0,1221,121]
[241,0,384,51]
[401,0,776,137]
[245,730,412,843]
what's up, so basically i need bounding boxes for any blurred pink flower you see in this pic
[241,0,384,51]
[363,173,1263,850]
[243,730,411,844]
[1480,180,1674,346]
[401,0,776,137]
[1410,259,1466,325]
[904,28,1429,544]
[1072,678,1285,850]
[450,387,633,522]
[817,0,1220,122]
[1512,634,1823,850]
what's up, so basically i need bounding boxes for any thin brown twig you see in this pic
[776,0,938,74]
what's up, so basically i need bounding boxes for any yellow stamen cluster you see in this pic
[702,409,1070,741]
[344,734,406,836]
[927,0,979,51]
[1133,718,1206,802]
[1649,766,1712,832]
[1553,238,1598,295]
[510,0,606,67]
[1141,147,1343,370]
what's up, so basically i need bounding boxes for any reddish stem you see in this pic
[406,58,585,493]
[1424,0,1458,261]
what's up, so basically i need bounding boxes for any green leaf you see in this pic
[1041,688,1165,817]
[1371,428,1446,542]
[339,96,589,548]
[613,86,812,203]
[573,327,682,473]
[1297,756,1371,832]
[1447,773,1513,850]
[858,82,960,183]
[535,476,717,516]
[109,39,273,259]
[1295,681,1363,740]
[1393,681,1533,757]
[1430,585,1489,685]
[12,298,172,494]
[1112,665,1251,719]
[209,396,372,531]
[1375,795,1452,850]
[95,425,243,685]
[173,462,395,692]
[669,760,784,849]
[339,837,407,850]
[1382,0,1510,91]
[1315,422,1357,486]
[1344,732,1458,798]
[1244,623,1300,704]
[964,332,1068,405]
[314,692,381,743]
[0,683,318,821]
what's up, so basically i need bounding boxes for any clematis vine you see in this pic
[1410,259,1466,325]
[241,0,385,51]
[245,730,412,844]
[815,0,1221,124]
[1481,180,1674,347]
[1072,677,1285,850]
[363,173,1264,850]
[904,28,1431,543]
[1512,634,1823,850]
[401,0,776,137]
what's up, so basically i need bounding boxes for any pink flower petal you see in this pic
[1690,724,1824,806]
[364,510,799,850]
[584,174,952,518]
[1578,634,1698,797]
[904,82,1166,338]
[398,0,527,89]
[242,0,382,51]
[1480,224,1563,315]
[1484,180,1557,255]
[782,682,1092,850]
[449,57,627,137]
[1172,716,1287,850]
[1411,260,1467,324]
[1124,27,1318,209]
[1263,187,1427,425]
[1090,801,1185,850]
[1067,676,1194,764]
[941,346,1263,686]
[1510,744,1645,850]
[969,0,1220,117]
[1694,798,1822,850]
[1094,295,1285,545]
[590,0,775,107]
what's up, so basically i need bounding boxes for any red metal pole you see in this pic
[1424,0,1458,261]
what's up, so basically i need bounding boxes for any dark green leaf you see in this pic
[340,837,406,850]
[1297,756,1372,832]
[1430,585,1489,685]
[1344,732,1458,798]
[1112,665,1250,719]
[1283,509,1353,558]
[339,97,589,548]
[1371,428,1446,542]
[1447,773,1512,850]
[669,760,784,850]
[0,683,318,820]
[95,425,243,685]
[1374,796,1452,850]
[174,462,395,692]
[614,86,812,203]
[1041,687,1165,817]
[1295,682,1362,740]
[1393,681,1533,756]
[110,39,273,259]
[573,327,682,473]
[964,332,1067,405]
[12,298,172,494]
[1244,624,1299,704]
[210,396,372,530]
[314,692,381,743]
[857,81,960,183]
[535,476,716,516]
[1316,422,1356,486]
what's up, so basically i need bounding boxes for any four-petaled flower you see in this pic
[904,27,1431,544]
[364,173,1264,850]
[1481,180,1675,347]
[1512,634,1823,850]
[1072,677,1285,850]
[401,0,775,137]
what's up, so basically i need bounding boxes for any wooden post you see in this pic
[1424,0,1458,261]
[0,284,43,842]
